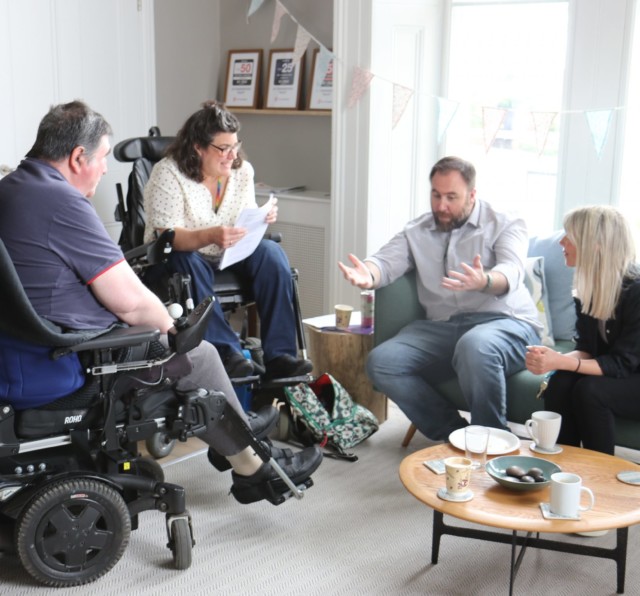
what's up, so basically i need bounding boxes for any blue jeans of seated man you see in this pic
[168,239,297,363]
[366,313,539,441]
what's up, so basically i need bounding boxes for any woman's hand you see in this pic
[525,345,567,375]
[265,197,278,224]
[211,225,247,250]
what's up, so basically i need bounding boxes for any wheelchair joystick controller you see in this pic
[168,303,188,330]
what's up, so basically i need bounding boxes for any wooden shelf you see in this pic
[231,108,331,116]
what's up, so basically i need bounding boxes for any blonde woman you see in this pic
[526,206,640,454]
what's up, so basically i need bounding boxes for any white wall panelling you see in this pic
[0,0,156,242]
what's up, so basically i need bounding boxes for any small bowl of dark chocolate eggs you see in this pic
[485,455,561,492]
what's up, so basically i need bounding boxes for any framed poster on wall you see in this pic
[308,49,334,110]
[265,49,303,109]
[224,49,262,108]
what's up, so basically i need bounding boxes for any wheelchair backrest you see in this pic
[0,238,88,348]
[114,130,174,252]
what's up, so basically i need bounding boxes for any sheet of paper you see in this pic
[218,196,274,270]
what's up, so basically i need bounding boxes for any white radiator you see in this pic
[258,190,330,318]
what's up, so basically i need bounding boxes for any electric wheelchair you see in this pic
[113,128,311,458]
[0,238,309,587]
[113,127,307,357]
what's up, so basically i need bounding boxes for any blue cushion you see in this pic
[524,256,555,346]
[527,231,576,341]
[0,332,84,410]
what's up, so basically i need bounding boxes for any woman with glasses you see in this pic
[525,205,640,455]
[144,100,312,380]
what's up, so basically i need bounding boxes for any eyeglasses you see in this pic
[209,141,242,157]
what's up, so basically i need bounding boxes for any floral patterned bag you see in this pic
[283,373,379,456]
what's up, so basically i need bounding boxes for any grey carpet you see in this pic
[1,405,638,596]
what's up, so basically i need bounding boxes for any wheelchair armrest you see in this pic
[168,296,214,354]
[265,232,282,243]
[124,229,175,266]
[52,326,161,358]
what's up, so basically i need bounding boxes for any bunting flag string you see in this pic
[392,84,414,129]
[247,0,626,155]
[292,26,312,66]
[348,67,375,109]
[585,109,614,159]
[247,0,266,21]
[482,107,507,153]
[531,111,558,156]
[271,0,286,43]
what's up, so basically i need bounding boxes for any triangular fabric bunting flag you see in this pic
[315,46,334,86]
[271,1,287,43]
[530,111,558,156]
[437,97,459,143]
[247,0,266,21]
[292,25,312,66]
[482,107,508,153]
[585,109,613,159]
[392,84,414,129]
[347,66,374,109]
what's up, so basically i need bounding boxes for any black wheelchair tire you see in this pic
[168,516,193,570]
[16,478,131,587]
[145,431,177,459]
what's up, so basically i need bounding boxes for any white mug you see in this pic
[525,411,561,451]
[550,472,595,517]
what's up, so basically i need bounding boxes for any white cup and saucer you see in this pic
[437,456,474,502]
[526,411,563,454]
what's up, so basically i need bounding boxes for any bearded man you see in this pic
[338,156,541,439]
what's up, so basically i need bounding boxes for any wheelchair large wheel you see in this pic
[167,515,193,570]
[145,431,177,459]
[16,478,131,587]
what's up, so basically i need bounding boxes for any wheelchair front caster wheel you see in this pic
[16,478,131,587]
[145,431,177,459]
[167,514,193,570]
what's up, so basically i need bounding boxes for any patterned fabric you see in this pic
[143,157,256,258]
[524,256,555,346]
[284,373,379,451]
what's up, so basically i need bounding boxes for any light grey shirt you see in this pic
[366,199,542,334]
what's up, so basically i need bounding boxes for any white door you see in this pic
[0,0,156,241]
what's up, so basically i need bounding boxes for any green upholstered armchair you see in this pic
[373,232,640,451]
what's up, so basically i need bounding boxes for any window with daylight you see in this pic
[443,0,569,236]
[619,2,640,251]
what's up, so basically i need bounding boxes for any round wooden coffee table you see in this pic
[400,442,640,594]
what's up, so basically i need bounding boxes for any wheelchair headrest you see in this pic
[113,136,174,164]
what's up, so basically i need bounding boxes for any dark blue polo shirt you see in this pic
[0,158,123,330]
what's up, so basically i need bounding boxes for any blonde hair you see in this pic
[563,205,637,320]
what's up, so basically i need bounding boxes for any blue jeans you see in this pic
[168,239,297,362]
[367,313,539,440]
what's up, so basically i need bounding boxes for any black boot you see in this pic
[230,445,323,505]
[264,354,313,379]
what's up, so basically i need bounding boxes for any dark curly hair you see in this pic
[167,100,243,182]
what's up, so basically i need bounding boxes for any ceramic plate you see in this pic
[448,427,520,455]
[486,455,562,492]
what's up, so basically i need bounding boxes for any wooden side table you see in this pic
[304,324,387,422]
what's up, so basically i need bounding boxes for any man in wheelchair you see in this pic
[0,100,322,509]
[142,101,313,380]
